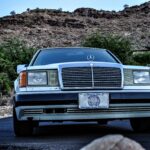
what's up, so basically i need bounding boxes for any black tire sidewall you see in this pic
[13,107,33,136]
[130,118,150,132]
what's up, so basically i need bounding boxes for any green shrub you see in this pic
[0,73,11,95]
[133,52,150,66]
[10,10,16,16]
[82,33,133,64]
[0,38,36,95]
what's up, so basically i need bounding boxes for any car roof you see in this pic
[39,47,107,51]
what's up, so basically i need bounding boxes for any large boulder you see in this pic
[81,135,145,150]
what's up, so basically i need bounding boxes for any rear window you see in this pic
[32,48,118,66]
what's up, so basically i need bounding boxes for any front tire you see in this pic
[13,108,33,136]
[130,118,150,132]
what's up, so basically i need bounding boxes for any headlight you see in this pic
[133,71,150,84]
[49,70,59,86]
[28,72,47,85]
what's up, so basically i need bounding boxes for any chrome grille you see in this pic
[67,106,150,113]
[62,67,92,87]
[93,67,121,87]
[62,67,122,89]
[23,109,43,115]
[22,104,150,116]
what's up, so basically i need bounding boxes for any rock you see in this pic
[81,135,145,150]
[0,1,149,50]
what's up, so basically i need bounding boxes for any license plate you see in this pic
[79,93,109,109]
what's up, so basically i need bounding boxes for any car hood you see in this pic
[26,61,122,70]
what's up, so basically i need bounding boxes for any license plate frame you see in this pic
[79,93,109,109]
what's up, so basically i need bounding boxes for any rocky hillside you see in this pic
[0,1,150,50]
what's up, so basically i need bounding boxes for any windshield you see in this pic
[32,48,119,66]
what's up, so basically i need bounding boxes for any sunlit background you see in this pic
[0,0,149,17]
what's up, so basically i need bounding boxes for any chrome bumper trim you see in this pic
[16,104,150,121]
[16,89,150,95]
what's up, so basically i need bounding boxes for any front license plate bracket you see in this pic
[79,93,109,109]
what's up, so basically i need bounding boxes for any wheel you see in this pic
[130,118,150,132]
[13,107,34,136]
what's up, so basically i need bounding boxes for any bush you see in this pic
[0,38,36,95]
[133,52,150,66]
[82,33,133,64]
[10,10,16,16]
[0,73,11,95]
[0,96,10,106]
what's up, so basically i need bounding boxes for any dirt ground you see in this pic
[0,106,13,118]
[0,96,13,118]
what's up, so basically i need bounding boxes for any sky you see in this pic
[0,0,149,17]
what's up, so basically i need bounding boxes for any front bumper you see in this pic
[14,90,150,121]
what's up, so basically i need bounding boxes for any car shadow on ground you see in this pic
[34,120,133,137]
[1,118,150,150]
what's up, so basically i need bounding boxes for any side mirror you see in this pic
[17,64,27,74]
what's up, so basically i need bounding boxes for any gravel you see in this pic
[0,106,13,118]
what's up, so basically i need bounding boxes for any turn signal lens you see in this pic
[49,70,59,87]
[19,71,27,87]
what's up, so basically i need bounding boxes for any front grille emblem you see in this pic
[87,55,95,61]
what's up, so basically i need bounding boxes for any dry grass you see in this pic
[0,96,12,106]
[0,106,13,118]
[0,96,13,118]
